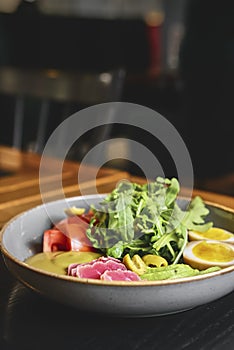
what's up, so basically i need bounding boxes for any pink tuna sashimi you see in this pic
[79,256,122,266]
[68,263,80,276]
[68,256,122,274]
[75,264,101,279]
[75,259,127,279]
[100,269,141,281]
[96,256,122,264]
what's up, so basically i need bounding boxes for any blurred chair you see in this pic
[0,66,126,155]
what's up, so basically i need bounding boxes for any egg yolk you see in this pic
[193,228,232,240]
[192,241,234,262]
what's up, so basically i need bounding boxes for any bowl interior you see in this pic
[1,195,103,261]
[1,195,234,263]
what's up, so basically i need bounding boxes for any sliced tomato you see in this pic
[43,214,96,253]
[79,210,95,224]
[43,228,71,252]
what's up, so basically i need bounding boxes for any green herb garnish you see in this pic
[86,177,212,263]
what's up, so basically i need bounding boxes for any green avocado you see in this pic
[140,264,220,281]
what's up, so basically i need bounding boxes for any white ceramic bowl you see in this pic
[1,195,234,317]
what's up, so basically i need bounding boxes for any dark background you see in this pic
[0,0,233,193]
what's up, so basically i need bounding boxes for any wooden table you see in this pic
[0,145,129,228]
[0,145,234,350]
[1,145,233,229]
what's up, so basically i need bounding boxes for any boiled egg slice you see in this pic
[188,227,234,244]
[183,240,234,270]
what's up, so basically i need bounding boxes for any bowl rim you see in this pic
[1,194,234,288]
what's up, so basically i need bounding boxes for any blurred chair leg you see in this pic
[13,96,24,149]
[34,99,49,153]
[113,68,126,101]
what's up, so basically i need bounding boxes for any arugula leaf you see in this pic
[165,177,180,207]
[87,177,212,264]
[182,196,213,232]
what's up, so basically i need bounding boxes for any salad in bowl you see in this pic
[25,177,234,281]
[1,176,234,316]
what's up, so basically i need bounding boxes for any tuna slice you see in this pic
[75,258,127,279]
[67,256,121,276]
[67,256,140,281]
[100,270,141,281]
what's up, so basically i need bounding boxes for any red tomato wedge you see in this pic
[43,228,71,252]
[43,213,95,253]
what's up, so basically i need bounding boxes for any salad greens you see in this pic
[87,177,213,264]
